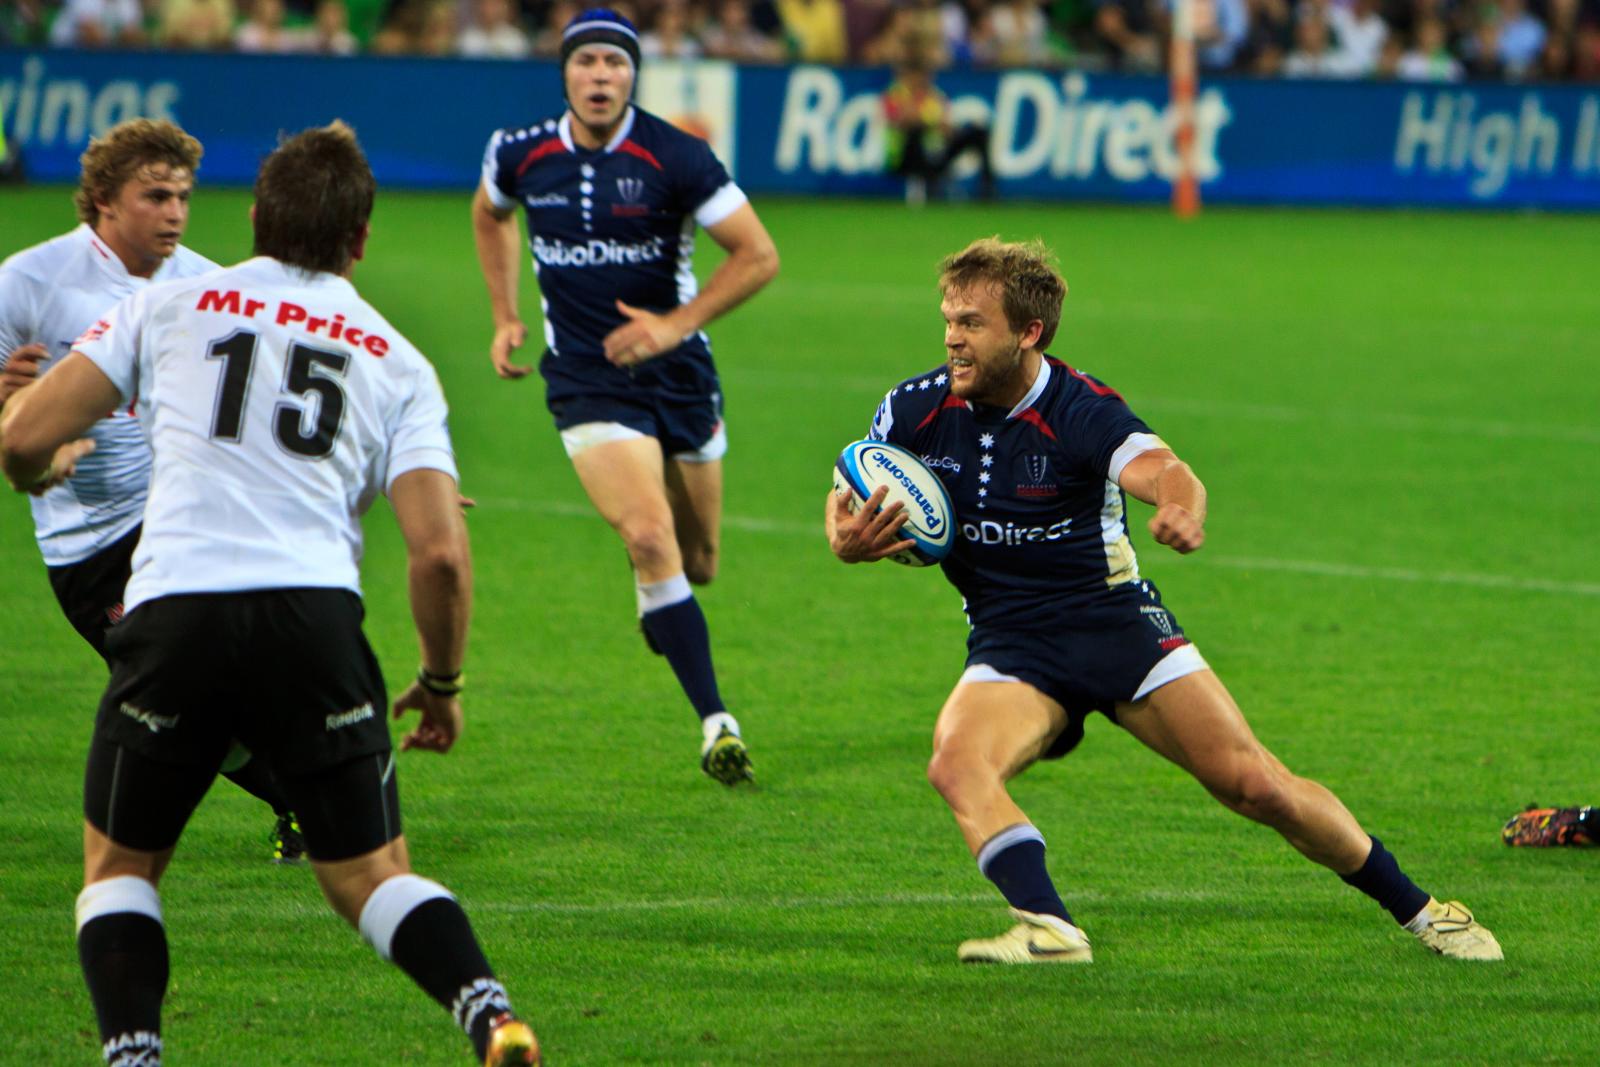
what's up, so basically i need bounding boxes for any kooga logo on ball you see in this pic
[868,449,943,531]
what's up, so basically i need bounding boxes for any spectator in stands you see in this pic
[701,0,786,61]
[882,42,995,203]
[1396,15,1463,78]
[1,0,49,45]
[977,0,1056,65]
[159,0,239,48]
[641,0,703,56]
[862,2,920,63]
[458,0,532,55]
[1188,0,1251,70]
[1236,0,1293,74]
[1493,0,1548,77]
[1326,0,1389,75]
[1459,10,1506,77]
[373,0,457,51]
[305,0,360,51]
[1574,17,1600,76]
[49,0,149,46]
[531,0,579,53]
[778,0,848,61]
[1093,0,1165,71]
[1283,3,1364,76]
[235,0,303,50]
[843,0,893,61]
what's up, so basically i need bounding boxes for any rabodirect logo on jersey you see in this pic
[961,517,1072,546]
[532,235,668,268]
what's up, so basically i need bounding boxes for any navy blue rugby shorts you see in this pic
[543,348,724,458]
[962,579,1208,759]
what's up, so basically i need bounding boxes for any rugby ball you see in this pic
[833,440,955,567]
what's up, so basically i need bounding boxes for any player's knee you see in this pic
[926,742,989,805]
[618,517,678,573]
[1216,763,1295,827]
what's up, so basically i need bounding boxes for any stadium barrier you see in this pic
[3,47,1599,209]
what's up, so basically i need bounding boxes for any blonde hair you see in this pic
[76,119,202,226]
[938,237,1067,349]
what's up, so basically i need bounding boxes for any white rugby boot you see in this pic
[957,908,1093,964]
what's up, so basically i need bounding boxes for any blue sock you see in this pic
[1338,835,1431,925]
[977,824,1073,925]
[638,577,724,719]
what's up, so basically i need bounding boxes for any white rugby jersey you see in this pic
[74,257,458,612]
[0,225,217,565]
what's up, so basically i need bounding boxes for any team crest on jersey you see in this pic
[613,177,650,216]
[1014,454,1057,498]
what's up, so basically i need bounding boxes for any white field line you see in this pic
[476,498,1600,599]
[467,886,1230,916]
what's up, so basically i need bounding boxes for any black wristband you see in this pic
[417,666,464,696]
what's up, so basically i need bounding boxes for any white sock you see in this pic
[1402,900,1436,933]
[701,711,740,749]
[636,573,693,616]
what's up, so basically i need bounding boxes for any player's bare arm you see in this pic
[388,467,474,753]
[604,203,779,367]
[825,484,916,563]
[470,183,532,380]
[0,342,48,410]
[1117,447,1207,554]
[0,352,118,492]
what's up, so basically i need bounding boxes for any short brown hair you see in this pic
[75,119,202,226]
[938,237,1067,350]
[252,120,375,275]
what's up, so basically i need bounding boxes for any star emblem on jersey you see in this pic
[935,372,948,386]
[918,379,932,390]
[977,432,997,508]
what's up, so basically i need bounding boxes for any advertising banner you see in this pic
[4,47,1598,208]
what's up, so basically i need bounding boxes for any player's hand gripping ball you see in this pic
[833,440,955,567]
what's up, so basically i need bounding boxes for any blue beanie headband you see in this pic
[560,8,641,73]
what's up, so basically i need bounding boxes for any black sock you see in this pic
[640,596,725,719]
[78,912,168,1065]
[389,897,511,1059]
[221,756,292,817]
[1338,835,1431,925]
[978,826,1074,925]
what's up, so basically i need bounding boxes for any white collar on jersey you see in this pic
[558,106,637,154]
[77,222,196,286]
[78,223,141,285]
[1005,356,1051,419]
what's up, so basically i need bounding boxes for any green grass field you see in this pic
[2,188,1598,1065]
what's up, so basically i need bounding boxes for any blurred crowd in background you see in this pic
[2,0,1597,82]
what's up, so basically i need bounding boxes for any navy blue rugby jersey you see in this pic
[867,355,1164,629]
[481,107,747,398]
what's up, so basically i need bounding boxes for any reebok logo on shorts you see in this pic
[119,702,179,733]
[326,702,375,731]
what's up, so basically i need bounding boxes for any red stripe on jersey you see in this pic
[1049,356,1124,401]
[617,140,664,171]
[516,138,567,177]
[88,237,110,260]
[1016,408,1058,441]
[916,394,967,431]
